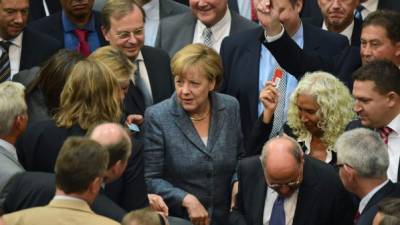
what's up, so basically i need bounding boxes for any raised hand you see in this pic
[259,81,280,124]
[256,0,282,36]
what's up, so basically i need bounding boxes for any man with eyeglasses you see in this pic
[229,135,355,225]
[28,0,106,57]
[101,0,173,117]
[335,128,400,225]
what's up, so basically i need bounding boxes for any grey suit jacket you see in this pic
[0,142,24,205]
[156,10,258,56]
[143,92,244,224]
[160,0,189,18]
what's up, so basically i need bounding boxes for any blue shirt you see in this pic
[61,11,100,53]
[258,23,304,118]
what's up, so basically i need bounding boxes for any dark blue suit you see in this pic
[220,23,349,148]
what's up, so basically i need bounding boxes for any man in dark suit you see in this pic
[102,0,174,116]
[156,0,259,56]
[28,0,106,56]
[335,128,400,225]
[0,0,61,81]
[305,0,362,46]
[220,0,348,147]
[347,61,400,183]
[229,135,354,225]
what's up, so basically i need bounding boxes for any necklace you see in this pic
[190,110,210,121]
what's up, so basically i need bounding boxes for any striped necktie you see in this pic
[202,27,213,48]
[0,41,11,83]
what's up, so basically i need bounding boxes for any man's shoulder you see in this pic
[345,119,364,131]
[141,46,170,60]
[28,12,62,30]
[160,11,193,27]
[221,26,263,50]
[303,22,348,44]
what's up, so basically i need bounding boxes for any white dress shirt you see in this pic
[192,9,231,53]
[386,113,400,182]
[322,20,354,45]
[360,0,379,19]
[263,187,299,225]
[0,33,23,79]
[132,51,154,99]
[143,0,160,47]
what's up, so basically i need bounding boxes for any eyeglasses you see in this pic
[115,28,144,40]
[266,173,302,189]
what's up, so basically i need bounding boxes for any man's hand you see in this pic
[256,0,282,36]
[148,194,169,217]
[125,114,144,125]
[182,194,209,225]
[259,81,280,124]
[230,181,239,209]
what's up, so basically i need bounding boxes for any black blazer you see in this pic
[28,11,107,48]
[123,46,174,116]
[220,23,349,147]
[16,120,149,211]
[357,181,400,225]
[229,156,355,225]
[1,172,126,222]
[20,27,62,70]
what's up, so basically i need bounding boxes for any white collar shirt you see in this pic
[361,0,379,19]
[143,0,160,47]
[358,179,389,214]
[322,20,354,45]
[131,51,153,98]
[263,187,299,225]
[385,113,400,182]
[0,32,23,79]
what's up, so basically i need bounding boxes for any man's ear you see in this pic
[102,26,111,42]
[88,177,103,194]
[386,91,400,108]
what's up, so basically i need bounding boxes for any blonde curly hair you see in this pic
[287,71,355,150]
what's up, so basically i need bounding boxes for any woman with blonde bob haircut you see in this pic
[89,46,135,97]
[249,71,355,165]
[144,44,243,225]
[17,59,123,172]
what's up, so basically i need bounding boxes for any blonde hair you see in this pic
[171,43,222,89]
[89,46,134,84]
[287,71,355,150]
[122,208,164,225]
[55,59,122,130]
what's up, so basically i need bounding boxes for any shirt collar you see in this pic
[0,138,18,161]
[361,0,378,14]
[62,10,96,32]
[197,7,230,34]
[322,20,354,44]
[359,179,389,214]
[135,51,144,61]
[0,32,23,48]
[53,195,87,203]
[387,113,400,136]
[143,0,160,20]
[298,132,333,163]
[291,22,304,47]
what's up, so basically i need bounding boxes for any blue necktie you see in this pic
[270,196,285,225]
[354,5,365,21]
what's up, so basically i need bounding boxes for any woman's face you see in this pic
[175,67,215,114]
[296,94,323,136]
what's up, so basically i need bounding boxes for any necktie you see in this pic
[0,41,11,83]
[353,211,361,224]
[379,126,392,145]
[134,60,153,107]
[269,196,285,225]
[74,29,90,57]
[270,67,287,138]
[354,5,365,21]
[251,0,258,22]
[202,27,213,48]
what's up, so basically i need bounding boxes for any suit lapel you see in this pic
[141,47,160,103]
[170,94,211,156]
[245,28,263,124]
[293,158,318,225]
[363,181,396,213]
[207,93,225,153]
[124,81,145,115]
[302,23,320,52]
[251,160,268,224]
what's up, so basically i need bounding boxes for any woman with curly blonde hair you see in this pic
[249,71,355,165]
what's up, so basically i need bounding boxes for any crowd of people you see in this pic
[0,0,400,225]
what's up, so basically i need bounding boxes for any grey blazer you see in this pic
[0,143,24,205]
[156,10,258,57]
[143,92,244,224]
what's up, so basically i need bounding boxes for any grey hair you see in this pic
[0,81,26,136]
[335,128,389,178]
[260,135,303,168]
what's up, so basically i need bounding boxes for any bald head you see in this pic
[89,123,132,168]
[261,136,304,197]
